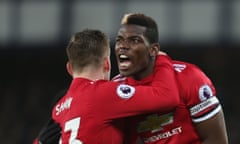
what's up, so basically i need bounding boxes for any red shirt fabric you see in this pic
[52,55,179,144]
[116,57,221,144]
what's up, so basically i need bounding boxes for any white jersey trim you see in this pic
[192,104,221,123]
[112,76,126,82]
[190,96,219,116]
[173,64,186,72]
[190,96,221,123]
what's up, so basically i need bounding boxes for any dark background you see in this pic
[0,0,239,143]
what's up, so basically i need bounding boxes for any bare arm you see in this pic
[194,109,228,144]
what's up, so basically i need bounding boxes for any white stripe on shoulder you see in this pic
[112,74,126,82]
[173,63,186,72]
[192,105,221,123]
[112,77,126,82]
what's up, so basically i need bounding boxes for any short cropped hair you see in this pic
[66,29,109,72]
[121,13,159,44]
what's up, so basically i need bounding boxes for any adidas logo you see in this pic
[173,64,186,72]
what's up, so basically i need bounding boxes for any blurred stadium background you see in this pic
[0,0,239,143]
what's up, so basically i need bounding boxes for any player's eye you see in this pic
[129,37,142,44]
[115,37,124,44]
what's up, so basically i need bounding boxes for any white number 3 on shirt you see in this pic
[59,117,83,144]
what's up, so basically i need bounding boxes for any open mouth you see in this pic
[118,54,131,70]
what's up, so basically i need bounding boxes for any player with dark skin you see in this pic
[33,28,180,144]
[54,29,179,144]
[33,13,228,144]
[114,13,228,144]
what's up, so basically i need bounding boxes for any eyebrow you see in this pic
[116,35,142,39]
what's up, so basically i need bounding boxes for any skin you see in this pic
[115,24,159,80]
[115,24,228,144]
[195,110,228,144]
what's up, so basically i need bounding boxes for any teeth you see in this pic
[120,55,128,59]
[119,61,131,67]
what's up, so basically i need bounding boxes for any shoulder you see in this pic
[173,60,210,81]
[93,79,121,92]
[173,60,198,72]
[173,61,221,123]
[155,55,173,66]
[94,80,137,100]
[173,60,216,101]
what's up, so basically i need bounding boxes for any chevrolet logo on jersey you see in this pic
[137,113,174,133]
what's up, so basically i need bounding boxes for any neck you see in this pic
[72,67,104,81]
[131,60,155,80]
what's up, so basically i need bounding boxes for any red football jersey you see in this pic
[52,55,179,144]
[117,57,221,144]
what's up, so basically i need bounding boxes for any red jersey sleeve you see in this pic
[94,55,179,120]
[32,138,38,144]
[174,61,221,123]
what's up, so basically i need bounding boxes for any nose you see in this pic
[116,37,131,47]
[116,41,130,51]
[116,46,130,54]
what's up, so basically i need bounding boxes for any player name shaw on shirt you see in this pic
[55,97,73,116]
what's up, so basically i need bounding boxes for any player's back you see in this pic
[52,77,125,144]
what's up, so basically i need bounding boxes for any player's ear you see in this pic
[66,61,73,76]
[103,56,111,72]
[103,56,111,80]
[149,43,160,57]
